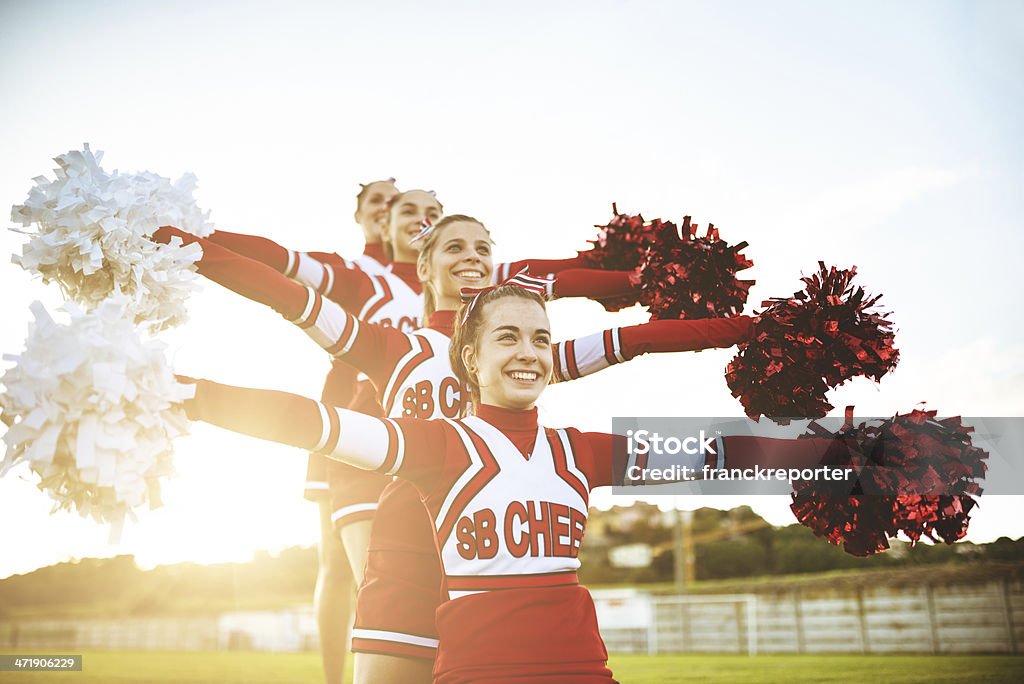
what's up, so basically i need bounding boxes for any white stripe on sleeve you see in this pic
[294,252,328,291]
[312,402,332,452]
[325,408,393,471]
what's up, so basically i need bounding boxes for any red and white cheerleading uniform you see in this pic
[186,378,847,682]
[282,300,754,661]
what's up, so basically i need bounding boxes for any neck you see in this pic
[426,309,456,337]
[476,404,539,458]
[435,292,463,312]
[388,262,422,292]
[391,244,419,264]
[363,242,386,263]
[477,403,539,426]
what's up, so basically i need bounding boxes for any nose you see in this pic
[515,339,539,363]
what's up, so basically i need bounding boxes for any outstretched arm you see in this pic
[185,379,449,488]
[549,269,637,302]
[153,227,407,386]
[551,316,755,382]
[575,430,850,488]
[496,255,593,282]
[205,229,374,311]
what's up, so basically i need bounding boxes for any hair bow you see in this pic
[459,268,555,324]
[409,218,435,244]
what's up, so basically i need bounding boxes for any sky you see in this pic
[1,0,1022,579]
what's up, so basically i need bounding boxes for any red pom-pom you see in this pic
[577,205,653,312]
[577,204,654,272]
[631,215,754,320]
[790,494,897,557]
[725,262,898,422]
[791,409,987,556]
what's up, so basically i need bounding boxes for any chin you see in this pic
[505,391,542,410]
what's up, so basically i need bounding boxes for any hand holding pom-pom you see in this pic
[0,298,194,528]
[577,204,655,272]
[575,205,652,311]
[9,144,212,330]
[725,262,898,422]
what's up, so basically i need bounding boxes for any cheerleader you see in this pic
[181,282,848,683]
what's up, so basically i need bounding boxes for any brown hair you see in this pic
[417,215,493,322]
[381,189,444,262]
[449,285,548,414]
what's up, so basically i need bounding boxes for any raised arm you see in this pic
[551,316,756,382]
[186,379,450,489]
[153,227,408,387]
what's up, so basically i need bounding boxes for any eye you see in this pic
[477,244,491,256]
[446,243,462,252]
[534,335,551,347]
[499,333,517,342]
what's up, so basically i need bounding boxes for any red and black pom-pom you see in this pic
[725,262,898,422]
[790,409,987,556]
[631,216,755,320]
[577,204,655,272]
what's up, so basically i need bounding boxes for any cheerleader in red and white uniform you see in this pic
[182,282,849,683]
[338,218,755,684]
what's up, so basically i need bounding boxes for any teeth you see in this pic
[456,270,483,279]
[510,371,538,381]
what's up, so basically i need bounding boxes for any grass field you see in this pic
[0,651,1021,683]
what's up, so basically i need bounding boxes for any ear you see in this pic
[461,344,478,376]
[416,257,430,283]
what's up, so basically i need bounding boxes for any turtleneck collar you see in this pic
[476,404,540,459]
[363,242,388,265]
[426,310,456,337]
[388,261,422,293]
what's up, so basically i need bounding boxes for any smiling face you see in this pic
[385,190,443,263]
[353,180,399,242]
[418,219,494,310]
[461,297,553,410]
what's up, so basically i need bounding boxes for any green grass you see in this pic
[0,651,1020,683]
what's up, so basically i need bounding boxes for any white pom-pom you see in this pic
[10,144,213,330]
[0,298,193,526]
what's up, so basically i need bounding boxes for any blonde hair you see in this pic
[417,215,493,322]
[449,285,547,414]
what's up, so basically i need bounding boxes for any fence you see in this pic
[594,576,1024,655]
[3,576,1023,654]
